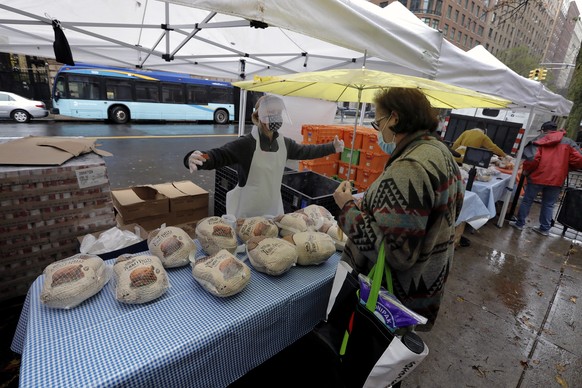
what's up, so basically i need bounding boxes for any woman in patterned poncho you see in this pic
[333,87,464,331]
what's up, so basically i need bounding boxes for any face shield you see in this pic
[257,95,292,132]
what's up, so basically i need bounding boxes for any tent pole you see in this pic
[346,89,363,181]
[237,89,247,137]
[496,106,536,227]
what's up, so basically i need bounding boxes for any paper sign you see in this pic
[75,166,108,188]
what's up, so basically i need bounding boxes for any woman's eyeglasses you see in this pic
[371,114,391,131]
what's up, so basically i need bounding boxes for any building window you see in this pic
[422,17,431,25]
[457,30,462,42]
[471,1,475,13]
[379,1,389,7]
[450,27,456,39]
[454,10,459,22]
[426,0,434,13]
[436,0,443,15]
[447,5,452,18]
[432,19,439,29]
[461,14,465,26]
[443,24,449,36]
[478,25,484,36]
[462,34,468,47]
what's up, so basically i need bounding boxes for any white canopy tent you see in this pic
[0,0,442,79]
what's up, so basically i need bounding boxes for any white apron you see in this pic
[226,126,287,218]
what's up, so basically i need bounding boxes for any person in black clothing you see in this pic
[184,94,344,218]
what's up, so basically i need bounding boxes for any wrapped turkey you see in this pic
[196,216,238,255]
[147,226,196,268]
[295,205,335,231]
[283,231,336,265]
[191,249,251,297]
[319,222,348,251]
[40,254,110,309]
[236,216,279,243]
[113,254,169,304]
[246,236,297,276]
[274,212,318,236]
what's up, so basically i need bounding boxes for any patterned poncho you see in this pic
[339,131,464,330]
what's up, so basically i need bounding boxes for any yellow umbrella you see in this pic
[233,68,512,109]
[233,68,512,179]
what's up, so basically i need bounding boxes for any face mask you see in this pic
[378,134,395,154]
[268,121,282,132]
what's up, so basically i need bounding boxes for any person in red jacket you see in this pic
[510,121,582,235]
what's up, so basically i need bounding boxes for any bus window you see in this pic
[106,79,132,101]
[209,86,233,104]
[55,76,67,99]
[135,82,160,103]
[162,83,185,104]
[187,85,208,104]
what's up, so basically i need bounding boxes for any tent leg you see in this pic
[238,89,247,137]
[496,107,536,227]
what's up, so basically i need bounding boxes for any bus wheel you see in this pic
[110,107,129,124]
[12,109,31,123]
[214,109,229,124]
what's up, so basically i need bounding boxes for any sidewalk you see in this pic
[401,205,582,387]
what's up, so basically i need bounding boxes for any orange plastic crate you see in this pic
[356,167,383,190]
[299,160,339,177]
[338,161,357,181]
[342,126,369,150]
[358,150,390,170]
[301,125,346,145]
[360,128,384,153]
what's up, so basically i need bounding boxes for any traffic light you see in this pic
[528,69,537,80]
[539,68,548,81]
[533,68,541,80]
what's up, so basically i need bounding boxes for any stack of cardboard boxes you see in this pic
[0,153,117,301]
[112,180,209,231]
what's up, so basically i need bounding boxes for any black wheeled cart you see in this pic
[555,170,582,235]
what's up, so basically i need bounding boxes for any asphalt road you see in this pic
[0,119,255,214]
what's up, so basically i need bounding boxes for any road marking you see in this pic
[84,134,238,140]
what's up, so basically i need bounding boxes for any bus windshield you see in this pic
[52,63,235,124]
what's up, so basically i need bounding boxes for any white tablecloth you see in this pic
[470,173,511,219]
[12,243,340,388]
[456,190,491,229]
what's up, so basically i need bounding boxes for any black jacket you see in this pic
[183,129,336,187]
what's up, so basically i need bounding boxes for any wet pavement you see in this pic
[401,206,582,387]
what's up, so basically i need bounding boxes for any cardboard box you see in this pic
[115,207,208,231]
[111,186,169,222]
[153,181,208,213]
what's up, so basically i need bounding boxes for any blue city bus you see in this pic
[51,63,235,124]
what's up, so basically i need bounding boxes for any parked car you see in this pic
[0,91,49,123]
[337,107,375,118]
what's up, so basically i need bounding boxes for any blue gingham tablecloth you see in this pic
[470,173,511,219]
[11,243,341,388]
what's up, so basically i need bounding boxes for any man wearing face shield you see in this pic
[184,94,344,218]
